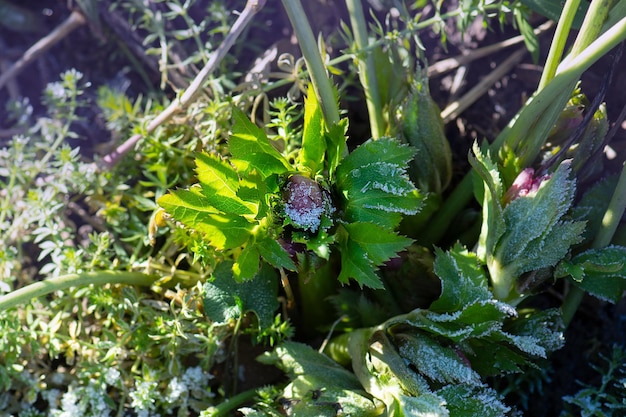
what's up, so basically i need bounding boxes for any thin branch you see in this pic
[102,0,267,168]
[0,10,86,91]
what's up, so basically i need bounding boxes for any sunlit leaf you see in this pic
[300,83,325,173]
[195,151,257,216]
[158,189,253,250]
[229,107,292,177]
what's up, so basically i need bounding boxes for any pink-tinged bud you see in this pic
[283,175,325,232]
[503,168,551,203]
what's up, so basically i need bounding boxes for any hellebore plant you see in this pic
[158,86,422,290]
[2,0,626,416]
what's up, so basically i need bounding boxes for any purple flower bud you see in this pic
[283,175,325,232]
[503,168,551,203]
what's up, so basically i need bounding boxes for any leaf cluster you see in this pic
[159,85,422,289]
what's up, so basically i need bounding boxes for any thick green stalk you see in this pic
[280,0,340,127]
[0,271,159,312]
[422,15,626,244]
[345,0,384,138]
[562,162,626,325]
[570,0,615,57]
[203,388,259,416]
[538,0,581,90]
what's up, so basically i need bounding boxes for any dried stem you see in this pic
[102,0,267,168]
[0,10,86,91]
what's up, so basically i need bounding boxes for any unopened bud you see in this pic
[283,175,325,232]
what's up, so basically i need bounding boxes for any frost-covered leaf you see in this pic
[511,220,586,275]
[558,246,626,303]
[299,83,325,173]
[504,308,565,354]
[229,107,291,177]
[430,244,492,312]
[195,152,258,216]
[437,385,512,417]
[158,188,253,250]
[336,137,416,178]
[497,161,582,266]
[341,191,412,229]
[343,222,413,265]
[335,138,422,229]
[396,394,449,417]
[337,223,413,289]
[487,161,585,299]
[397,332,482,386]
[202,261,278,330]
[470,143,505,261]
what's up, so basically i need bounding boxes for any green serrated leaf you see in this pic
[344,162,417,197]
[202,261,279,330]
[256,236,297,271]
[470,143,505,261]
[397,332,482,386]
[230,107,292,177]
[499,161,577,264]
[341,179,422,227]
[158,189,253,250]
[437,385,511,417]
[565,246,626,303]
[337,238,383,289]
[300,83,325,173]
[336,137,416,183]
[195,152,258,216]
[325,119,349,177]
[335,138,421,229]
[233,241,261,281]
[430,244,491,312]
[343,222,413,266]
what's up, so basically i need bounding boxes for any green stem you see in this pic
[204,388,260,417]
[569,0,613,58]
[537,0,581,90]
[422,15,626,245]
[280,0,340,127]
[562,161,626,326]
[0,271,159,312]
[345,0,384,138]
